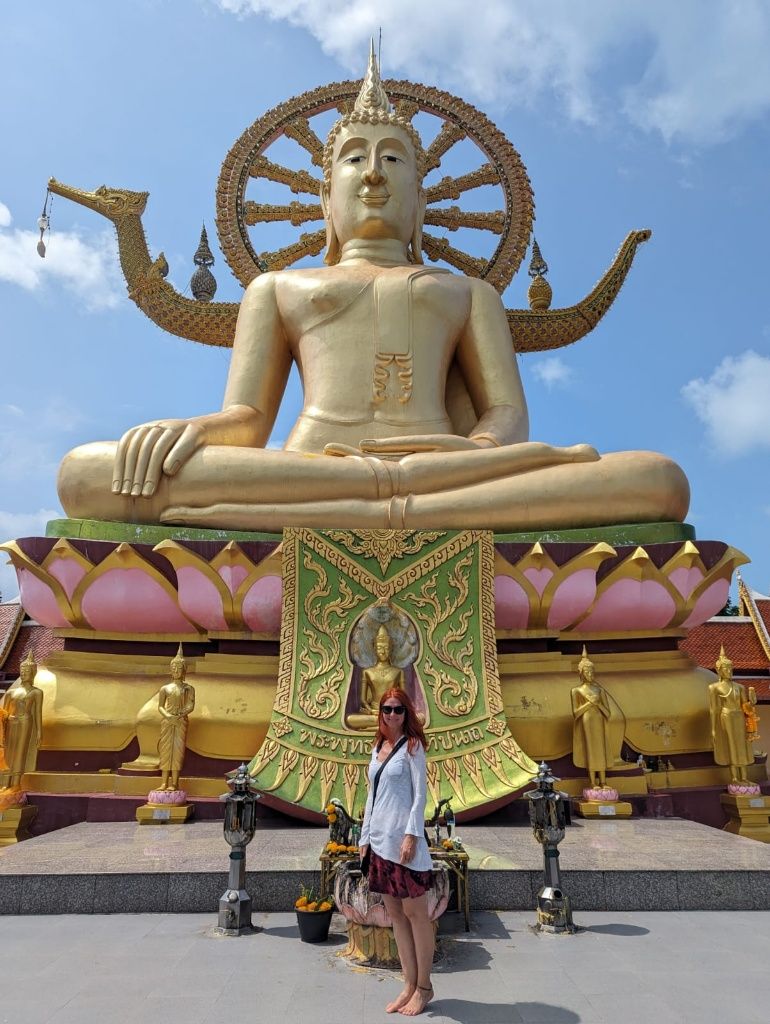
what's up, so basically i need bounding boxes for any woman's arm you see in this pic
[359,756,375,849]
[405,744,428,838]
[400,744,428,864]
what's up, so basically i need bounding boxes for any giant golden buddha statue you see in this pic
[57,48,689,532]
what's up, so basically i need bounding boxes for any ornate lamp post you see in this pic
[217,764,260,936]
[527,762,576,934]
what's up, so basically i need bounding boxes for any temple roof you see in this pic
[679,575,770,701]
[0,603,64,678]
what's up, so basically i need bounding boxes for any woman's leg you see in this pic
[400,894,434,1016]
[382,894,417,1013]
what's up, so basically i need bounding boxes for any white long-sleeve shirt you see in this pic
[359,739,432,872]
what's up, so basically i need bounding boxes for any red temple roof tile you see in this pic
[680,620,769,672]
[3,623,64,675]
[0,602,25,670]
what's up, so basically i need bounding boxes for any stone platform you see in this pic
[1,818,769,915]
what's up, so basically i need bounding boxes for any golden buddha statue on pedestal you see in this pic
[709,646,756,784]
[570,647,626,789]
[157,645,196,792]
[346,600,421,731]
[56,46,689,534]
[0,651,44,804]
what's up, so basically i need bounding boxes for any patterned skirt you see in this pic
[368,850,433,899]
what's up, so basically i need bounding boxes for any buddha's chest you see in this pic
[285,271,470,358]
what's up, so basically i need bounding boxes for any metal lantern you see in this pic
[217,764,261,936]
[526,761,576,934]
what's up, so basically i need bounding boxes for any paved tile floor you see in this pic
[4,818,770,874]
[0,909,767,1024]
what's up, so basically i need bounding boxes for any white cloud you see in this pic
[0,508,60,539]
[0,508,60,602]
[682,350,770,456]
[0,202,123,311]
[216,0,770,145]
[531,356,573,390]
[0,400,86,482]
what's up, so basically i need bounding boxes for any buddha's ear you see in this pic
[320,184,341,266]
[409,188,427,265]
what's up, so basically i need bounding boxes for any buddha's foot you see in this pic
[386,984,416,1014]
[399,984,434,1016]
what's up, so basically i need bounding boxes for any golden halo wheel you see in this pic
[216,79,534,294]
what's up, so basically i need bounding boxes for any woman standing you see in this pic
[359,688,434,1016]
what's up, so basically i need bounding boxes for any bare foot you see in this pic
[399,984,433,1016]
[386,984,416,1013]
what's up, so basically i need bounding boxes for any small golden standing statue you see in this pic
[709,646,756,783]
[570,647,625,789]
[157,644,195,791]
[0,651,44,797]
[360,625,405,713]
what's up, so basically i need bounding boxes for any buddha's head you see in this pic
[170,643,186,682]
[716,645,733,683]
[321,42,426,264]
[578,645,596,685]
[375,624,392,663]
[19,650,37,686]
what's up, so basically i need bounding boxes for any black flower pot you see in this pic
[296,907,333,943]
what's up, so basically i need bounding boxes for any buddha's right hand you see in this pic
[113,419,204,498]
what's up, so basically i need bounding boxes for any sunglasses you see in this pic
[381,705,406,716]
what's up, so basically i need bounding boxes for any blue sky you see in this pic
[1,0,769,602]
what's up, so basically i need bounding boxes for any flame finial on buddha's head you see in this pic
[354,38,391,117]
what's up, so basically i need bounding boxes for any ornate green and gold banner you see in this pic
[248,529,536,817]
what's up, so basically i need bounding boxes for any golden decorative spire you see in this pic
[171,642,186,670]
[354,39,391,117]
[527,238,552,311]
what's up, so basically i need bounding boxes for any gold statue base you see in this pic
[135,802,194,825]
[720,793,770,843]
[339,920,439,968]
[340,922,400,967]
[575,800,633,819]
[0,804,38,846]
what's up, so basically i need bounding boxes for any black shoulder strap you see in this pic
[371,736,408,808]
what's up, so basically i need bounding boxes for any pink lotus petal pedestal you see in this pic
[575,787,633,819]
[721,791,770,843]
[135,789,193,824]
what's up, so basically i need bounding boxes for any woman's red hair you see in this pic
[374,688,427,753]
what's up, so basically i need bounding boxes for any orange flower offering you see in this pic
[296,884,334,913]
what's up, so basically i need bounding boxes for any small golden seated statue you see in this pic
[57,47,689,534]
[709,646,756,784]
[361,626,404,713]
[346,603,420,731]
[0,651,44,806]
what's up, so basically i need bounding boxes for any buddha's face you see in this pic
[581,663,595,685]
[171,661,185,682]
[719,660,733,682]
[375,633,391,661]
[324,121,423,248]
[20,664,35,685]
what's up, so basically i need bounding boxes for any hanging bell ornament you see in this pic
[36,193,51,258]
